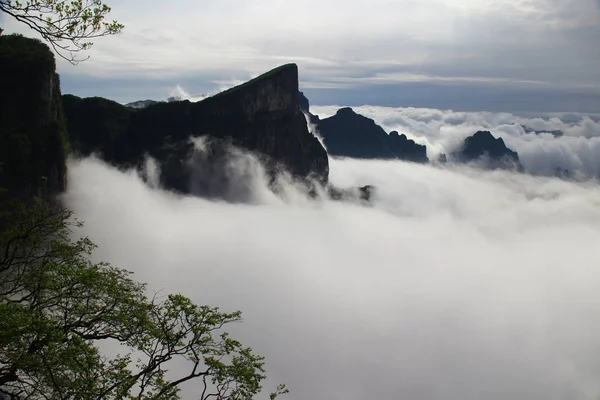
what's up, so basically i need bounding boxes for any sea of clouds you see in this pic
[62,126,600,400]
[313,105,600,179]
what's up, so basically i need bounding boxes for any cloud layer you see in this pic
[313,105,600,178]
[62,154,600,400]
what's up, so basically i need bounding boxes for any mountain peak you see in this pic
[315,107,428,162]
[455,130,523,171]
[336,107,357,116]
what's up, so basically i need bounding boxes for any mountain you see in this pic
[62,95,133,158]
[0,34,68,202]
[315,107,428,163]
[521,125,564,138]
[454,131,523,171]
[125,99,159,109]
[63,64,329,195]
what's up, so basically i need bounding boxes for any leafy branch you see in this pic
[0,199,285,399]
[0,0,123,64]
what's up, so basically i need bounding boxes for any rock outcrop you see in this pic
[316,107,428,162]
[298,91,310,114]
[298,91,320,124]
[454,131,523,171]
[63,64,329,194]
[328,184,375,202]
[0,34,68,201]
[387,131,428,163]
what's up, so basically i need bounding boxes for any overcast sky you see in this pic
[3,0,600,112]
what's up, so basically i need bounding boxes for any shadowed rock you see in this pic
[63,64,329,195]
[299,91,320,124]
[0,34,68,202]
[454,131,523,171]
[327,184,375,202]
[316,107,428,162]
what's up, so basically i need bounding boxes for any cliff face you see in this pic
[0,35,68,201]
[64,64,329,194]
[298,92,310,114]
[316,107,428,163]
[298,91,320,125]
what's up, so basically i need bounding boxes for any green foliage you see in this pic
[0,199,284,399]
[0,0,124,64]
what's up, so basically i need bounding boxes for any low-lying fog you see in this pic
[62,150,600,400]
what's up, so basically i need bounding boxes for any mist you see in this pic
[60,148,600,400]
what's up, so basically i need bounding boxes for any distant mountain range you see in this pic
[63,64,329,199]
[0,34,578,205]
[125,99,159,108]
[121,92,563,178]
[125,96,193,109]
[300,95,428,163]
[521,125,564,138]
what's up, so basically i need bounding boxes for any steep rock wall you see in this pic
[0,35,68,201]
[64,64,329,194]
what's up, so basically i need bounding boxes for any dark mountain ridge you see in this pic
[63,64,330,195]
[3,34,554,206]
[453,130,524,171]
[309,107,428,163]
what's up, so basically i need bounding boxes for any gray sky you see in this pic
[3,0,600,112]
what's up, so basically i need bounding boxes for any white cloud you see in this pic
[320,72,555,88]
[312,105,600,177]
[62,154,600,400]
[168,85,203,101]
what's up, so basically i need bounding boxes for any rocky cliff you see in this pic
[0,34,68,201]
[454,131,523,171]
[63,64,329,194]
[298,91,310,114]
[316,107,428,162]
[298,91,320,125]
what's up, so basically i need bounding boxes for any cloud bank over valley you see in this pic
[62,152,600,400]
[313,105,600,179]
